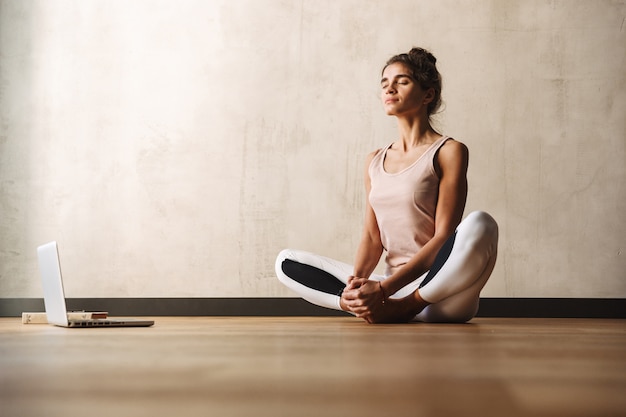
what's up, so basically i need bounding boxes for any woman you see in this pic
[275,47,498,323]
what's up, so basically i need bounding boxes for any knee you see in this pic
[460,212,499,256]
[275,249,294,281]
[276,248,292,263]
[275,248,310,283]
[465,211,498,240]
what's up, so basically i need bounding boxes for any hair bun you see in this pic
[409,47,437,65]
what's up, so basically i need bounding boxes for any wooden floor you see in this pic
[0,317,625,417]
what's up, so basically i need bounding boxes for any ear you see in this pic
[423,87,436,105]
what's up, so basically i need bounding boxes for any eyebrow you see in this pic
[380,74,413,85]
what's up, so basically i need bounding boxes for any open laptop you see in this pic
[37,241,154,328]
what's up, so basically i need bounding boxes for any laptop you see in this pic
[37,241,154,328]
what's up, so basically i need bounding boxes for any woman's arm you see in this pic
[352,150,384,279]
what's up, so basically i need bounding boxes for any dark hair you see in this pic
[383,47,442,116]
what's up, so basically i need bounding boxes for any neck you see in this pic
[395,114,437,151]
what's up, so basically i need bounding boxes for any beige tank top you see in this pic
[368,136,451,276]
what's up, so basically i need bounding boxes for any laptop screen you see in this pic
[37,242,70,326]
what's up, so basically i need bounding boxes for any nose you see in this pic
[384,83,396,94]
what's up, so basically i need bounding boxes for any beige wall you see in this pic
[1,0,624,299]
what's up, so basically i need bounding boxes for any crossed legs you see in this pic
[275,211,498,323]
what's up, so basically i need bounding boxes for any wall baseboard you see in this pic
[1,298,624,318]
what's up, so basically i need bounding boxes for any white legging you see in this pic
[275,211,499,323]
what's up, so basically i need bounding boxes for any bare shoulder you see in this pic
[439,138,468,164]
[436,138,469,175]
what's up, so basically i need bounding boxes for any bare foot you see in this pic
[368,292,429,324]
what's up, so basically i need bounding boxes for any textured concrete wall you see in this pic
[1,0,624,298]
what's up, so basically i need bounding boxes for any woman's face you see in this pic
[380,62,432,117]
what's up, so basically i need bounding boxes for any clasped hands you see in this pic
[341,276,387,323]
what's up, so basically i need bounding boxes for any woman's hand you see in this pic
[341,277,386,322]
[342,277,428,323]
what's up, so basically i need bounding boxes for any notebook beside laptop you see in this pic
[37,241,154,328]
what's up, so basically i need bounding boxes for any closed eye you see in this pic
[380,74,412,89]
